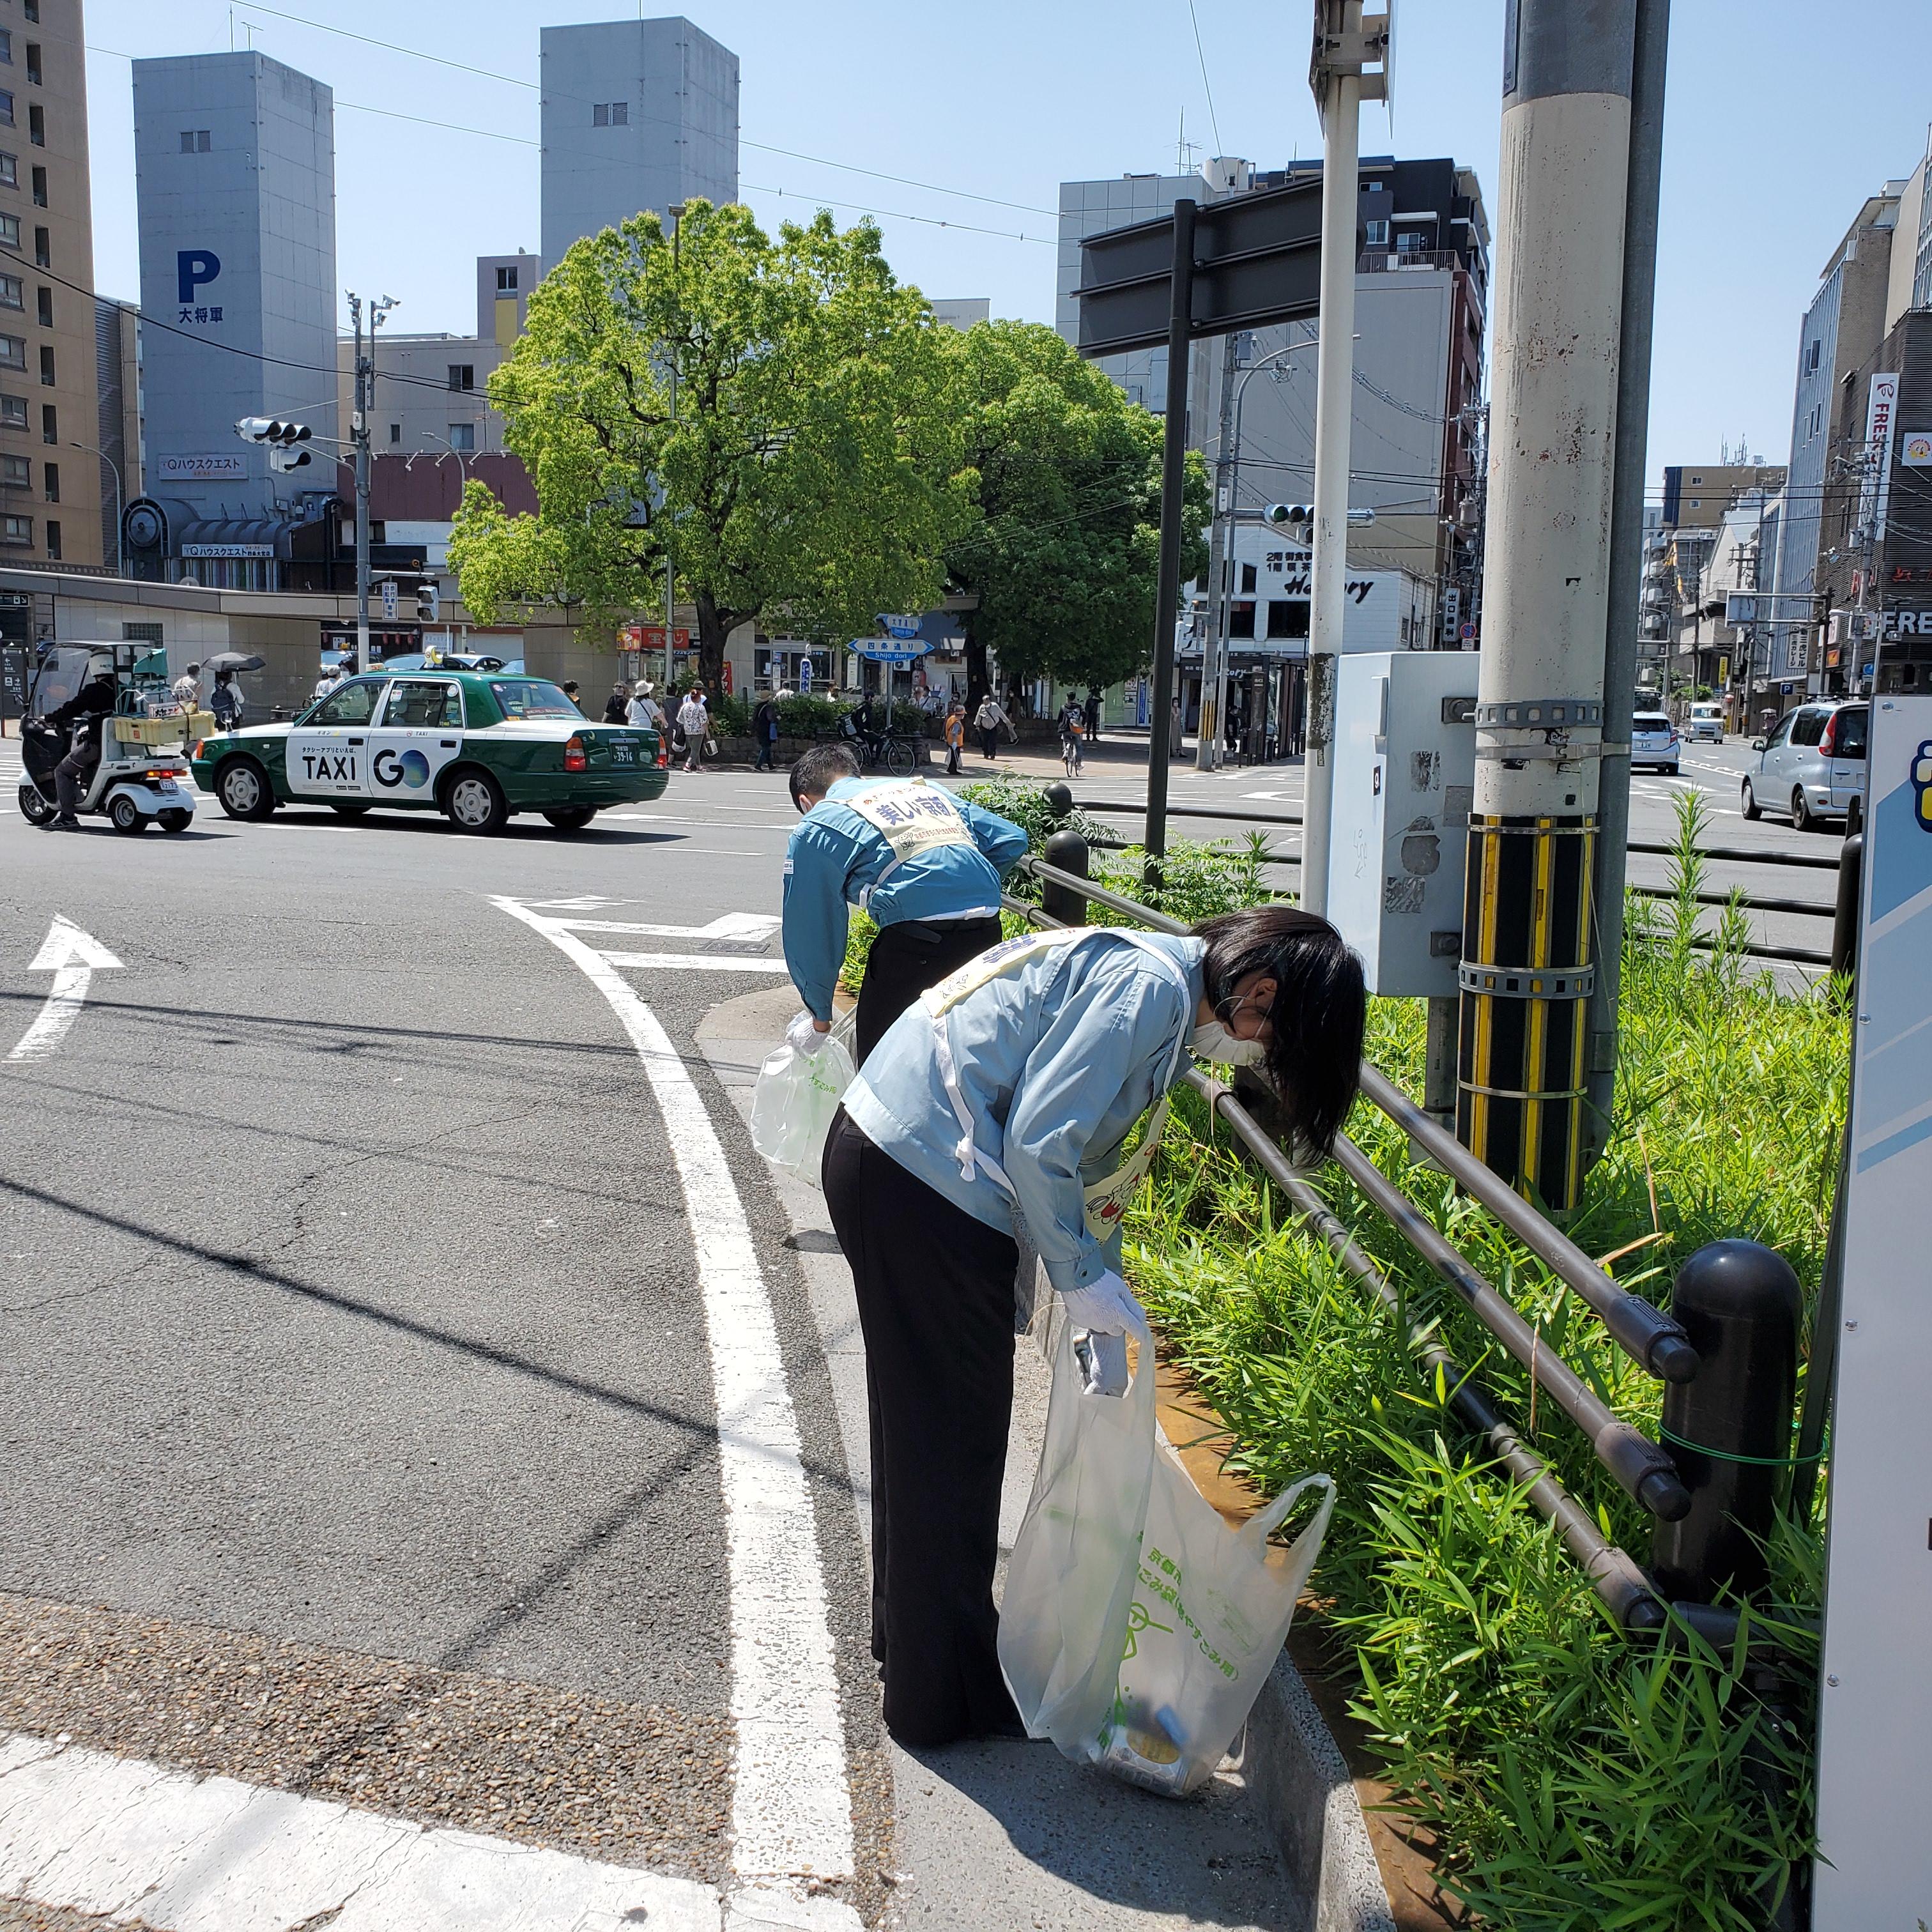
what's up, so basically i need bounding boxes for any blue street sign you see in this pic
[877,613,923,639]
[853,637,935,666]
[799,657,813,692]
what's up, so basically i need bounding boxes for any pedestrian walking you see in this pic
[944,702,965,776]
[1083,688,1101,744]
[210,670,245,730]
[562,680,583,712]
[752,691,782,771]
[1170,694,1185,759]
[602,682,630,724]
[677,686,709,772]
[972,691,1008,762]
[171,663,203,711]
[822,906,1365,1745]
[627,681,664,731]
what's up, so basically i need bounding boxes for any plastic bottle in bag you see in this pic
[749,1022,855,1185]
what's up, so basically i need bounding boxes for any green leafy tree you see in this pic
[450,200,974,687]
[942,320,1209,700]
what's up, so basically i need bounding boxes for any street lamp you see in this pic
[68,440,123,574]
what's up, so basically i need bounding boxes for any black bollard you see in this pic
[1040,828,1089,928]
[1830,832,1864,978]
[1043,781,1073,822]
[1650,1240,1802,1604]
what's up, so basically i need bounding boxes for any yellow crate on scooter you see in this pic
[112,709,215,746]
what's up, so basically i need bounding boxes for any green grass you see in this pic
[1121,792,1843,1928]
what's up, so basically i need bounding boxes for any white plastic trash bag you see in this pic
[1098,1462,1333,1797]
[999,1307,1159,1756]
[749,1016,855,1186]
[999,1302,1334,1797]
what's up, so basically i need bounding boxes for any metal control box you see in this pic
[1323,652,1478,997]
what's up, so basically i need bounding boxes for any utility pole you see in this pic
[346,292,396,677]
[1141,197,1197,876]
[1302,0,1386,916]
[1197,330,1240,772]
[1457,0,1639,1211]
[665,203,686,696]
[1586,0,1669,1162]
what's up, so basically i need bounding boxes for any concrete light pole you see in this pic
[69,441,123,574]
[1301,0,1384,915]
[346,292,397,676]
[1457,0,1638,1209]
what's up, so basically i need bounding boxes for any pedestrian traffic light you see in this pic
[415,582,439,622]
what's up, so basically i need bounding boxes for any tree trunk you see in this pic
[963,612,991,710]
[694,590,732,694]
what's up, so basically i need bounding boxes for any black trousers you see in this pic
[822,1107,1023,1747]
[854,914,1002,1067]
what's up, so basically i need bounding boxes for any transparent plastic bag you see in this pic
[999,1301,1333,1796]
[749,1015,855,1186]
[1096,1464,1333,1797]
[999,1307,1158,1755]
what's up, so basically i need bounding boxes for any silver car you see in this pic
[1742,701,1866,831]
[1630,711,1680,773]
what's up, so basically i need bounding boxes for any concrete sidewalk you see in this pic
[698,985,1305,1932]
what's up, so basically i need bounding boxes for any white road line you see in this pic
[7,916,123,1062]
[492,896,857,1919]
[556,912,781,941]
[595,953,790,972]
[0,1730,719,1931]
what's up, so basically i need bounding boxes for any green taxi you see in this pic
[190,670,669,834]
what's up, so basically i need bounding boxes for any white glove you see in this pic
[786,1011,831,1057]
[1061,1271,1145,1399]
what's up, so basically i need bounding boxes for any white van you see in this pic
[1687,702,1724,744]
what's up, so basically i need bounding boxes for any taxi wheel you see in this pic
[158,810,192,834]
[215,757,275,821]
[542,806,597,831]
[1741,779,1761,822]
[445,768,509,834]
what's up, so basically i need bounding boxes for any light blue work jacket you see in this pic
[782,777,1029,1022]
[842,928,1208,1294]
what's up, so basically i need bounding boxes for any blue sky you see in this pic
[83,1,1932,493]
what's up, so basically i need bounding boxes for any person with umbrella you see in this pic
[199,652,263,731]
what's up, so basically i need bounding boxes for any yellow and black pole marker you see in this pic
[1457,1,1637,1211]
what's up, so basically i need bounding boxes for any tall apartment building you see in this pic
[93,295,141,568]
[539,17,737,266]
[0,0,105,568]
[129,51,337,588]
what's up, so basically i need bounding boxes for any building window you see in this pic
[1,512,29,544]
[33,282,45,325]
[36,342,50,385]
[592,101,628,125]
[448,422,475,451]
[0,273,19,310]
[0,153,14,188]
[40,458,54,500]
[0,31,11,65]
[0,392,22,428]
[1228,601,1256,640]
[0,452,23,484]
[123,623,164,645]
[497,264,518,291]
[1395,227,1426,255]
[0,332,22,371]
[180,128,211,153]
[33,225,45,266]
[22,2,36,23]
[0,92,13,128]
[27,103,42,148]
[387,421,400,444]
[24,43,39,86]
[29,162,42,205]
[39,399,52,442]
[43,517,57,558]
[447,363,473,391]
[1807,339,1821,373]
[0,213,15,250]
[1365,218,1389,247]
[1240,562,1257,594]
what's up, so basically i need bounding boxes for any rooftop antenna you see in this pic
[1175,111,1200,176]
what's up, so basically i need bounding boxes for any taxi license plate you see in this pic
[611,740,635,764]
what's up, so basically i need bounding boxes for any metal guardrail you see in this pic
[1008,856,1695,1626]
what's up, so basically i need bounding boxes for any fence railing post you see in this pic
[1650,1239,1803,1605]
[1831,831,1864,978]
[1040,829,1090,928]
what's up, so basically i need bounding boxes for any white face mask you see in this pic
[1188,1021,1266,1068]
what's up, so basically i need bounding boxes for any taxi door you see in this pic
[367,678,466,808]
[285,677,386,799]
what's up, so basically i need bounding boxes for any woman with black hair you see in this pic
[822,905,1366,1747]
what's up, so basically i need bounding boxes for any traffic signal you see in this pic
[268,443,312,473]
[238,416,314,472]
[415,582,440,622]
[1263,502,1314,534]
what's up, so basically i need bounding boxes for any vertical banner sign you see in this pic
[1813,693,1932,1926]
[1857,371,1899,541]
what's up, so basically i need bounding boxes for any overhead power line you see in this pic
[1184,0,1225,158]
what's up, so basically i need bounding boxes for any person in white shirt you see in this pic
[626,680,664,730]
[171,664,203,711]
[676,686,709,772]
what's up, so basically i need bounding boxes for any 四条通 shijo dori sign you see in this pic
[853,635,935,666]
[175,248,224,326]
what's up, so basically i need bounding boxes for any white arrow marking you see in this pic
[552,911,782,940]
[8,916,123,1062]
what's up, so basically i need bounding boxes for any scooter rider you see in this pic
[821,906,1367,1746]
[38,664,118,831]
[783,742,1029,1066]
